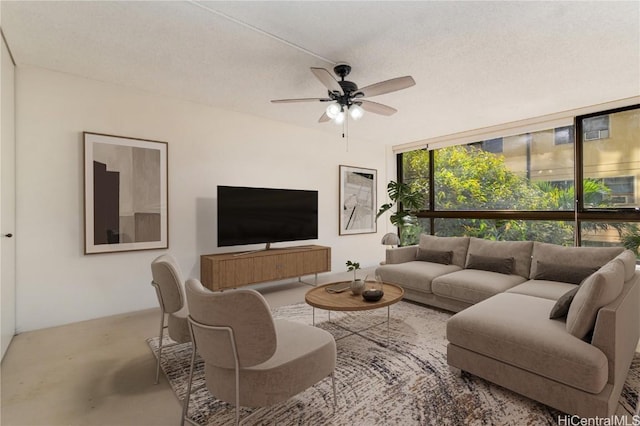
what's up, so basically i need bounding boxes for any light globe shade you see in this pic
[349,104,364,121]
[381,232,400,246]
[326,103,341,119]
[333,110,346,125]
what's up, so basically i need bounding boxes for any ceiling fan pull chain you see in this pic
[343,116,346,139]
[344,115,350,152]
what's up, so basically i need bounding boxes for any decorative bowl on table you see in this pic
[362,289,384,302]
[362,274,384,302]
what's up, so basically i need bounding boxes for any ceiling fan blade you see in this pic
[359,100,397,116]
[356,76,415,98]
[310,67,343,94]
[318,112,331,123]
[271,98,330,103]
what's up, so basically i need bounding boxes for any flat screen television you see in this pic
[217,185,318,248]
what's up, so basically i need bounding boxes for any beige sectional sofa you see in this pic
[375,234,640,418]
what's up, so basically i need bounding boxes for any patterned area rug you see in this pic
[147,301,640,425]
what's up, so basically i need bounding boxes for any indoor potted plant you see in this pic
[376,180,426,246]
[346,260,365,295]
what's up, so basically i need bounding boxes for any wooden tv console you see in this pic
[200,245,331,291]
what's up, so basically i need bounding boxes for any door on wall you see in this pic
[1,37,16,360]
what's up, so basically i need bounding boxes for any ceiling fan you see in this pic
[271,63,416,124]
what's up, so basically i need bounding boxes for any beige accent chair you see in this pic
[182,279,337,426]
[150,254,191,384]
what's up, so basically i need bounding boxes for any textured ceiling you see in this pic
[2,1,639,146]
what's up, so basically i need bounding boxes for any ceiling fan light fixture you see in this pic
[325,102,341,119]
[349,104,364,121]
[271,65,415,126]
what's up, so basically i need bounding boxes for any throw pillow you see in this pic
[534,261,597,285]
[416,249,453,265]
[549,286,580,319]
[529,242,623,278]
[418,234,470,268]
[465,254,514,275]
[468,238,533,278]
[566,259,625,339]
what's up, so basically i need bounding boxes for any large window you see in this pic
[398,104,640,256]
[577,107,640,248]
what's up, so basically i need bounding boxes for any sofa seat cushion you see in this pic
[206,319,336,407]
[446,293,608,393]
[432,269,527,304]
[376,261,461,293]
[506,280,578,301]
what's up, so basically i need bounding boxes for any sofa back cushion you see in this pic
[614,249,637,282]
[529,242,623,279]
[466,238,533,278]
[419,235,470,268]
[566,258,625,339]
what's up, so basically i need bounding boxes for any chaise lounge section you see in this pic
[376,235,640,418]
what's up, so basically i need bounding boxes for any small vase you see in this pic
[350,278,365,295]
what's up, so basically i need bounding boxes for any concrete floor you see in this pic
[4,267,637,426]
[0,270,359,426]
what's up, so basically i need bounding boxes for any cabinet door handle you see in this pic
[3,233,13,238]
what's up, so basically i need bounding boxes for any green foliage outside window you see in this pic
[401,145,638,253]
[433,146,548,210]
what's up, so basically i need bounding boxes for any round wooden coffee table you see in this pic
[305,281,404,345]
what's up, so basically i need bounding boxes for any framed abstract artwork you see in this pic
[339,165,377,235]
[84,132,168,254]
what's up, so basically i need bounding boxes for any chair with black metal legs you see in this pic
[150,254,191,384]
[181,278,337,426]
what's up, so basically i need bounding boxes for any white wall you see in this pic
[1,33,17,357]
[15,66,394,332]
